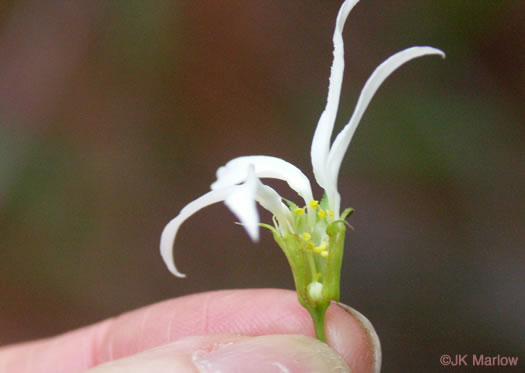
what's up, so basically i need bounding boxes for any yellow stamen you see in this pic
[327,209,335,218]
[306,242,315,250]
[309,200,319,210]
[320,250,329,258]
[301,232,311,241]
[317,209,327,219]
[313,241,327,254]
[295,207,305,215]
[316,273,322,281]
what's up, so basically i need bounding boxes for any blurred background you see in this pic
[0,0,523,371]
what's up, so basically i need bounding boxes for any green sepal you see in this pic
[282,197,299,211]
[259,223,278,234]
[326,219,347,236]
[341,207,355,220]
[274,233,309,303]
[323,223,346,303]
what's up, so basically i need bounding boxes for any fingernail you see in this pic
[336,302,382,373]
[193,334,350,373]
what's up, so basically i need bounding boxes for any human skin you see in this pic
[0,289,381,373]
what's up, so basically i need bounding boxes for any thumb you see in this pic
[85,334,350,373]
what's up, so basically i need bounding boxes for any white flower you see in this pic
[160,0,444,278]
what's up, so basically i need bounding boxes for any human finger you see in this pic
[0,288,380,373]
[85,334,350,373]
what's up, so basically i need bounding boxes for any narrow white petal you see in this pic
[211,155,313,203]
[160,186,237,277]
[224,166,260,242]
[328,46,445,186]
[254,181,293,233]
[311,0,360,190]
[224,165,293,237]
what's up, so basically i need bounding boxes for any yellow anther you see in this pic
[316,273,322,281]
[301,232,311,241]
[317,209,327,219]
[313,241,327,254]
[295,207,305,215]
[309,200,319,210]
[327,209,335,218]
[306,242,315,250]
[320,250,329,258]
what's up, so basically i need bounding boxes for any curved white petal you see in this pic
[311,0,360,190]
[161,167,294,277]
[160,186,237,277]
[211,155,313,203]
[254,181,293,233]
[327,46,445,195]
[224,166,259,242]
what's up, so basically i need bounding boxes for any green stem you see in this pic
[308,303,329,342]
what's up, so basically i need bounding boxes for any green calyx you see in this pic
[262,196,353,342]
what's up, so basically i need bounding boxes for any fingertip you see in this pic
[326,302,382,373]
